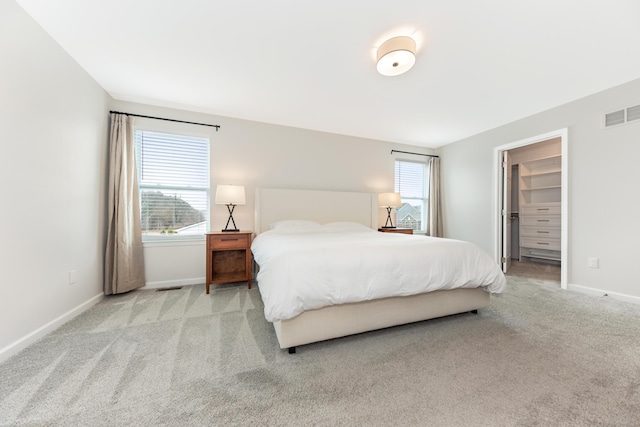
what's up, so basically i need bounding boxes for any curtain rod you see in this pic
[109,110,220,131]
[390,149,438,158]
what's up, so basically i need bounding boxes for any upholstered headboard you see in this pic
[254,188,378,234]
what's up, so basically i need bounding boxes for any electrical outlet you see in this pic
[587,257,599,269]
[69,270,76,285]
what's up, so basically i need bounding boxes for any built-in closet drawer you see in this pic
[520,226,560,239]
[520,215,561,227]
[520,237,561,251]
[521,203,561,216]
[520,247,561,261]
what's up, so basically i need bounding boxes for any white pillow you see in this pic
[268,220,322,231]
[322,222,373,232]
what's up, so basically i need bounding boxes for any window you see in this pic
[134,130,209,240]
[394,160,430,231]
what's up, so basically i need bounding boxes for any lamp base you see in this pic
[222,204,239,233]
[383,206,396,228]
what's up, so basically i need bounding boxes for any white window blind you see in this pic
[395,160,429,231]
[134,130,209,240]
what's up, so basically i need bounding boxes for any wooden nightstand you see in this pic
[378,228,414,235]
[205,231,253,294]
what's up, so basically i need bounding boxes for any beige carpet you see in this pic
[1,274,639,426]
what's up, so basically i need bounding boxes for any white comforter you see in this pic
[251,223,506,322]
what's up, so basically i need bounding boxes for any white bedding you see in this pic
[251,222,507,323]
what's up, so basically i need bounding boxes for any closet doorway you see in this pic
[494,129,568,289]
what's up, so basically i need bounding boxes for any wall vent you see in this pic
[627,105,640,122]
[155,286,183,292]
[604,104,640,128]
[605,110,625,127]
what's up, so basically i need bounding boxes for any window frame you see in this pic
[133,126,211,243]
[394,159,429,233]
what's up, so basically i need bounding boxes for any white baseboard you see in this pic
[140,277,205,290]
[568,283,640,305]
[0,293,104,364]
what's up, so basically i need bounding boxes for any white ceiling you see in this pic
[15,0,640,148]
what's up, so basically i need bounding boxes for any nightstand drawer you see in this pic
[209,234,250,249]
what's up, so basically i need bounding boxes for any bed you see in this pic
[252,188,506,353]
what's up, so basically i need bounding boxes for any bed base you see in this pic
[273,287,490,352]
[285,306,479,354]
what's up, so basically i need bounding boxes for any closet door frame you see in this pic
[492,128,568,289]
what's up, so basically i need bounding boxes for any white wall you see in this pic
[0,0,110,360]
[438,78,640,301]
[110,100,436,288]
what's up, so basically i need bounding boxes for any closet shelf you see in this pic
[521,185,561,191]
[522,154,561,163]
[520,168,561,178]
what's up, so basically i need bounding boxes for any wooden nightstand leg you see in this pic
[206,283,210,294]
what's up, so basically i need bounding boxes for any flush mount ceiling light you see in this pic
[376,36,416,77]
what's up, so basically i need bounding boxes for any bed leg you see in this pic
[288,347,296,354]
[471,309,478,314]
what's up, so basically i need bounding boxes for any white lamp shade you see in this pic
[378,192,402,208]
[376,36,416,77]
[215,185,246,205]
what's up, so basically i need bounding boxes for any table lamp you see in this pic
[378,192,402,228]
[215,185,245,232]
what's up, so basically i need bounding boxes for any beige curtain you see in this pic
[427,157,443,237]
[104,113,145,295]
